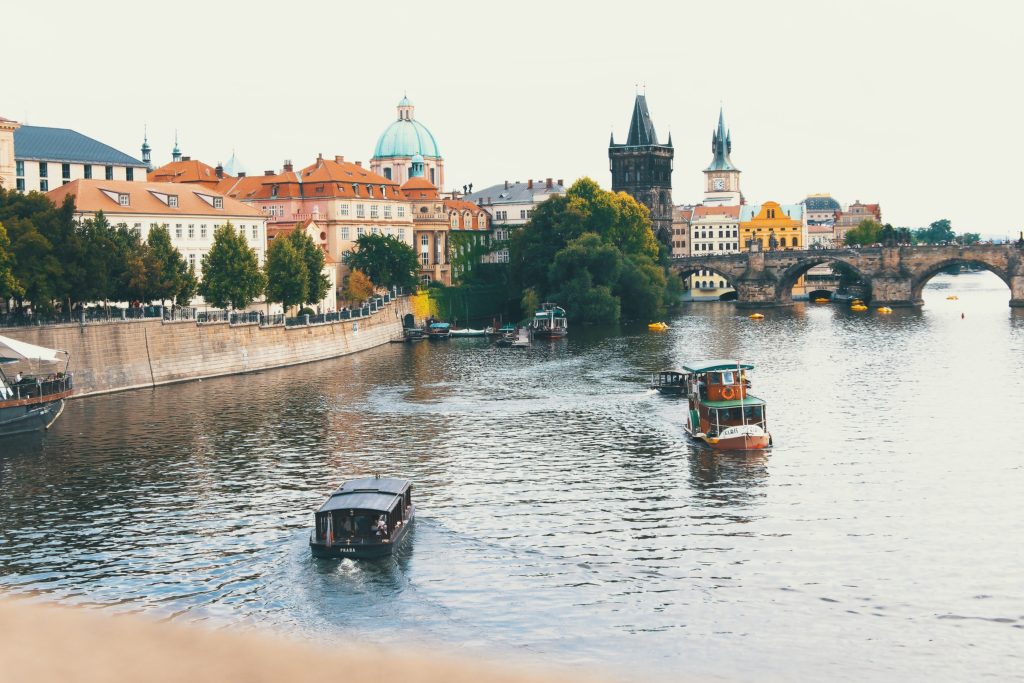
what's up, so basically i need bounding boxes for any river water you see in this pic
[1,272,1022,681]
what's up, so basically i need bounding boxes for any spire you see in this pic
[172,130,182,163]
[141,125,152,171]
[626,94,658,146]
[397,94,414,121]
[705,106,737,172]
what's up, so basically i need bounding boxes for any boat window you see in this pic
[708,373,719,385]
[721,370,735,385]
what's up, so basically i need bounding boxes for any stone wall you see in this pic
[1,298,410,397]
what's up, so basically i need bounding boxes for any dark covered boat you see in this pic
[0,334,73,438]
[310,476,414,559]
[650,369,687,395]
[427,322,451,339]
[530,303,567,339]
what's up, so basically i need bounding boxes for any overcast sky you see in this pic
[6,0,1022,235]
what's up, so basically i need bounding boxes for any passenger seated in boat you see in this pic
[375,516,388,538]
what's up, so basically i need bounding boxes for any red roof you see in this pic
[692,205,740,219]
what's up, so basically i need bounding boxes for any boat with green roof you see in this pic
[681,359,772,451]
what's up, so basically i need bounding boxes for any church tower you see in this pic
[141,126,152,171]
[171,131,182,163]
[703,107,742,206]
[609,94,674,244]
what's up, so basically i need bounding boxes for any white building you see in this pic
[46,179,267,284]
[465,178,566,263]
[7,122,146,193]
[688,205,740,300]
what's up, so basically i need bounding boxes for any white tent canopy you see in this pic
[0,334,65,364]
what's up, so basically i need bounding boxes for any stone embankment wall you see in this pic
[1,298,411,397]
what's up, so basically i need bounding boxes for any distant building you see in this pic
[739,202,806,250]
[688,205,740,300]
[703,107,742,207]
[671,205,694,258]
[370,96,444,189]
[46,179,267,293]
[5,122,146,193]
[835,200,882,244]
[443,197,490,283]
[401,156,449,285]
[801,194,840,247]
[609,94,674,244]
[465,178,566,264]
[149,157,231,189]
[0,116,18,190]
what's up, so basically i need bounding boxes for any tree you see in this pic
[0,222,24,301]
[345,233,418,289]
[148,225,192,306]
[342,269,375,303]
[287,228,330,306]
[914,219,955,245]
[960,232,981,245]
[264,237,308,313]
[199,222,266,309]
[843,219,883,246]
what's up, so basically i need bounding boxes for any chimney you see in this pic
[335,155,344,163]
[504,180,509,190]
[283,160,293,172]
[215,164,224,179]
[317,152,323,160]
[238,172,246,178]
[528,179,533,189]
[355,161,362,167]
[558,179,563,186]
[182,156,191,162]
[546,178,552,188]
[265,170,275,176]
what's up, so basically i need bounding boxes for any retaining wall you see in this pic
[0,298,410,397]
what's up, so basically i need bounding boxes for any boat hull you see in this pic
[310,511,414,559]
[532,329,567,339]
[652,385,686,396]
[704,433,771,451]
[0,397,67,437]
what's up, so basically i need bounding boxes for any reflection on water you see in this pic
[1,271,1022,681]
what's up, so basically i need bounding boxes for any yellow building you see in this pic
[740,201,807,296]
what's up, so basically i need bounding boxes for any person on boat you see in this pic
[14,372,23,384]
[375,515,388,538]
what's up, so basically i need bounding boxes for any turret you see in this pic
[141,126,152,171]
[172,130,182,163]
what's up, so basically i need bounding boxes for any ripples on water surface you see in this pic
[2,272,1023,681]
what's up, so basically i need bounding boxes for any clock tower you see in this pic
[703,107,742,206]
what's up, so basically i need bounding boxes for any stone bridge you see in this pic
[670,245,1024,308]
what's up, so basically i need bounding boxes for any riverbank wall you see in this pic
[0,297,411,397]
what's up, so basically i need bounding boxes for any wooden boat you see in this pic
[427,322,451,339]
[650,370,687,395]
[530,303,567,339]
[0,335,73,438]
[310,476,414,559]
[449,327,491,337]
[682,360,772,451]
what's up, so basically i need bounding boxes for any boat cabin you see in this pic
[650,370,687,394]
[531,303,567,336]
[682,360,766,437]
[313,477,412,547]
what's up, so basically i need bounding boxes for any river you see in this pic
[1,272,1022,682]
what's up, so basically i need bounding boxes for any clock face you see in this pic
[713,178,725,191]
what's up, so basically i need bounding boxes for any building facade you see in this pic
[609,94,674,244]
[9,124,146,193]
[149,157,232,189]
[370,96,444,189]
[739,201,806,296]
[703,108,742,207]
[465,178,566,264]
[688,205,740,300]
[835,201,882,245]
[45,179,267,290]
[0,116,18,190]
[671,205,694,258]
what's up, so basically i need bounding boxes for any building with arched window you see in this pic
[370,96,444,189]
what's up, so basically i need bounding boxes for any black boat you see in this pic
[0,334,73,438]
[649,369,687,395]
[309,476,414,559]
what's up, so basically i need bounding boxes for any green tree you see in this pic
[175,263,199,306]
[264,237,308,313]
[345,233,418,289]
[200,222,266,309]
[148,225,191,306]
[287,228,330,306]
[914,219,955,244]
[0,222,24,300]
[843,219,883,246]
[960,232,981,245]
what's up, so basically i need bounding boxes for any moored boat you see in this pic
[427,322,451,339]
[0,335,73,438]
[682,360,772,451]
[310,476,414,559]
[449,327,491,337]
[530,303,567,339]
[650,369,687,395]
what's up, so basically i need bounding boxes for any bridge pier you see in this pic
[1010,275,1024,307]
[868,275,920,307]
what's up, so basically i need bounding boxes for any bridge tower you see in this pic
[609,94,674,246]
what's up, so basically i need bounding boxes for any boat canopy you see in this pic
[682,359,754,373]
[317,477,411,514]
[335,476,410,495]
[0,334,66,365]
[429,322,450,330]
[702,396,766,409]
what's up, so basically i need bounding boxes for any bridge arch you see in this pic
[910,257,1013,303]
[774,256,868,303]
[673,264,738,298]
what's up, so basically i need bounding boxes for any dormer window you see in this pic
[213,197,223,209]
[367,186,374,198]
[168,195,179,208]
[118,193,130,206]
[352,183,359,196]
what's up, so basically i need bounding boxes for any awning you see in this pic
[703,396,766,409]
[683,359,754,373]
[0,334,65,364]
[318,491,402,514]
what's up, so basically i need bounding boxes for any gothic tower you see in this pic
[702,106,742,206]
[609,94,674,245]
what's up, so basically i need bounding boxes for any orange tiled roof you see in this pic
[46,179,265,218]
[402,176,439,199]
[443,199,487,230]
[692,205,740,219]
[225,157,404,201]
[148,159,231,188]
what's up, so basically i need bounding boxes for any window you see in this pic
[421,252,429,265]
[188,225,195,239]
[168,195,178,208]
[357,227,364,236]
[39,179,48,191]
[397,205,405,218]
[200,225,207,239]
[340,203,350,215]
[371,226,379,235]
[367,186,374,198]
[105,166,114,180]
[16,178,24,191]
[496,210,507,221]
[520,210,526,219]
[398,228,405,241]
[383,168,392,180]
[451,215,458,228]
[252,226,257,240]
[39,162,48,178]
[429,168,435,185]
[132,223,142,236]
[384,205,392,219]
[370,204,379,218]
[341,227,350,240]
[175,224,183,238]
[356,204,365,218]
[351,183,359,196]
[15,160,24,177]
[118,193,129,206]
[213,197,223,209]
[188,253,196,270]
[62,163,71,179]
[126,167,134,181]
[421,235,429,246]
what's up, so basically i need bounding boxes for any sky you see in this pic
[5,0,1022,236]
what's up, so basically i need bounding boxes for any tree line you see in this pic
[842,218,982,247]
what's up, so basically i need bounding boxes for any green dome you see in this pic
[373,118,440,159]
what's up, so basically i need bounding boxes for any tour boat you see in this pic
[427,322,451,339]
[310,476,415,559]
[682,360,772,451]
[0,335,73,438]
[449,327,491,337]
[650,369,687,395]
[530,303,568,339]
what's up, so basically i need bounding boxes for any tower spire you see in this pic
[141,124,152,171]
[172,130,182,162]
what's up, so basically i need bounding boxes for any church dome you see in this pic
[802,194,841,211]
[373,97,441,159]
